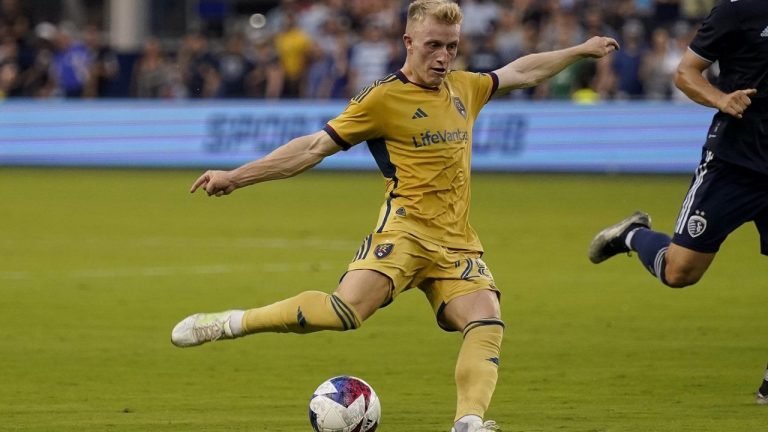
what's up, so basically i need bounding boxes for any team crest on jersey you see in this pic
[374,243,394,259]
[687,215,707,238]
[453,97,467,119]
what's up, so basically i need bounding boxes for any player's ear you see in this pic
[403,33,412,51]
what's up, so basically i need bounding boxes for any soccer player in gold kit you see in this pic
[171,1,618,430]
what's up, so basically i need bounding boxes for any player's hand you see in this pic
[189,170,238,197]
[716,89,757,119]
[581,36,620,58]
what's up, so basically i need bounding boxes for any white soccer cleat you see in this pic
[756,392,768,405]
[451,420,500,432]
[171,311,237,347]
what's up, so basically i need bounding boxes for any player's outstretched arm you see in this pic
[674,49,756,119]
[493,36,619,94]
[189,130,341,197]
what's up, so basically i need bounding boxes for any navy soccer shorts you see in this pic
[672,150,768,255]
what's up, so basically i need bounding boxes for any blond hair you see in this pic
[405,0,463,33]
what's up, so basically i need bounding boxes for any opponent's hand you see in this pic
[189,170,238,197]
[716,89,757,119]
[581,36,620,58]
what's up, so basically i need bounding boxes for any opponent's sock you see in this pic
[628,227,672,284]
[454,319,504,422]
[758,364,768,396]
[242,290,361,334]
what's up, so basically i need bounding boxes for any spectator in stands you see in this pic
[493,9,524,61]
[0,0,29,42]
[51,25,91,98]
[460,0,500,38]
[177,31,220,98]
[680,0,714,21]
[535,10,585,99]
[468,32,503,73]
[582,7,618,40]
[348,21,393,94]
[571,60,601,104]
[249,36,284,99]
[0,35,19,98]
[653,0,682,26]
[82,24,119,98]
[274,12,312,98]
[640,27,676,100]
[669,19,697,102]
[0,0,721,103]
[537,0,583,51]
[297,0,337,39]
[18,22,56,98]
[216,34,256,98]
[611,18,647,99]
[305,16,351,99]
[131,37,172,98]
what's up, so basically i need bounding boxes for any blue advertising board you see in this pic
[0,99,713,173]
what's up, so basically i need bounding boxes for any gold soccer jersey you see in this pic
[324,70,499,251]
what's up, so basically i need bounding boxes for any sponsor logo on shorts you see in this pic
[374,243,394,259]
[687,214,707,238]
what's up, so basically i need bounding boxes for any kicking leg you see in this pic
[171,269,391,347]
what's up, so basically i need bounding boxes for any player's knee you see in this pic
[663,266,702,288]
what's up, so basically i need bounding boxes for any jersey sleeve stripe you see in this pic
[323,124,351,150]
[486,72,500,103]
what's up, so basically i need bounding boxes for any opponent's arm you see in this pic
[493,36,619,94]
[674,48,756,119]
[190,130,341,196]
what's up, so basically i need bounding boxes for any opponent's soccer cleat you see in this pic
[588,211,651,264]
[756,392,768,405]
[171,311,237,347]
[451,420,500,432]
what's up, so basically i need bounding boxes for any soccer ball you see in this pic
[308,375,381,432]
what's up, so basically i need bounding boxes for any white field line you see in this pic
[0,236,359,250]
[0,261,340,281]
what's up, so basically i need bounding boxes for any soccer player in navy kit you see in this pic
[171,1,618,430]
[588,0,768,404]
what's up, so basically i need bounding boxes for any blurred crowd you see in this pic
[0,0,717,101]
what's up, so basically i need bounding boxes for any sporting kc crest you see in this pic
[453,96,467,119]
[687,214,707,238]
[374,243,394,259]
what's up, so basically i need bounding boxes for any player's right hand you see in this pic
[190,170,238,197]
[717,89,757,119]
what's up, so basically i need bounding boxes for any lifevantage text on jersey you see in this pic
[411,128,469,148]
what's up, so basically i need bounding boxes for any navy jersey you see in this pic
[689,0,768,175]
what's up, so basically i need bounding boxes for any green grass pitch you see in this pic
[1,168,766,431]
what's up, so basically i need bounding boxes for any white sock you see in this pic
[625,227,641,249]
[229,310,245,336]
[456,415,482,425]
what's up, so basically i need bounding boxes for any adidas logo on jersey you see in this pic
[761,25,768,37]
[411,108,428,119]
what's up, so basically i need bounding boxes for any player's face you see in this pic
[404,17,460,87]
